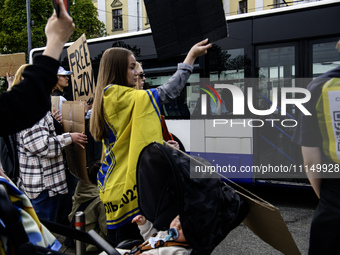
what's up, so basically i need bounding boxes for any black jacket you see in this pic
[0,55,59,136]
[0,134,19,182]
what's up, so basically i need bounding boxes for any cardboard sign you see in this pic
[67,34,96,101]
[0,53,26,77]
[51,96,60,113]
[62,101,90,184]
[238,190,301,255]
[144,0,228,60]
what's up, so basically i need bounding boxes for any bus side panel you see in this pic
[166,119,205,154]
[167,119,254,180]
[204,119,253,180]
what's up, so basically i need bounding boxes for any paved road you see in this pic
[57,183,318,255]
[212,184,318,255]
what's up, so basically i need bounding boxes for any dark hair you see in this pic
[88,160,102,185]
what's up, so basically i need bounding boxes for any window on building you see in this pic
[145,14,150,25]
[274,0,288,8]
[112,9,123,31]
[238,0,247,14]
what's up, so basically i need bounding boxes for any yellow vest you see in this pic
[316,77,340,163]
[98,85,163,229]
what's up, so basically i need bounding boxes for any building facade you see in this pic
[93,0,323,36]
[92,0,149,36]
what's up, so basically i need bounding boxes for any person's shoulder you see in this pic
[51,89,63,96]
[322,65,340,78]
[308,66,340,91]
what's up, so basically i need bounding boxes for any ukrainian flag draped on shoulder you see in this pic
[0,177,61,254]
[316,78,340,164]
[99,85,163,229]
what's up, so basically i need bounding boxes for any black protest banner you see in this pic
[144,0,228,60]
[67,34,96,101]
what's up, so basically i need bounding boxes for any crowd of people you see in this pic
[0,0,339,254]
[0,0,211,253]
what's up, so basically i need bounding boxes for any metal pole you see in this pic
[26,0,32,57]
[75,211,86,255]
[137,0,140,31]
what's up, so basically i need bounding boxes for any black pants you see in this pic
[106,222,143,247]
[309,179,340,254]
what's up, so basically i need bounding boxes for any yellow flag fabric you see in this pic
[0,177,61,254]
[316,77,340,164]
[99,85,163,229]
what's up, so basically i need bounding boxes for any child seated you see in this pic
[116,215,192,255]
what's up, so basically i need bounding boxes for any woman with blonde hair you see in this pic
[135,61,145,90]
[1,64,31,183]
[90,39,211,245]
[6,64,31,90]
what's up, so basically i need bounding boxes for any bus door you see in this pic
[254,43,303,182]
[254,39,340,183]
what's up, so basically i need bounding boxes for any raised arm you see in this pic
[156,39,212,104]
[183,38,212,66]
[0,2,74,136]
[43,0,75,60]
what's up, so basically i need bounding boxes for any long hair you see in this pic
[90,47,134,141]
[8,64,30,91]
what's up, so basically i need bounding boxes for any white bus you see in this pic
[31,0,340,186]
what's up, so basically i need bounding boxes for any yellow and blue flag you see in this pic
[99,85,163,229]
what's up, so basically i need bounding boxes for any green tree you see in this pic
[0,0,106,56]
[0,0,51,55]
[70,0,106,42]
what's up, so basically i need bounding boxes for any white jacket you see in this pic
[113,220,192,255]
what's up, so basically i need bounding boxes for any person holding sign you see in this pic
[51,66,73,116]
[90,39,211,245]
[0,0,74,136]
[16,109,88,222]
[6,64,87,223]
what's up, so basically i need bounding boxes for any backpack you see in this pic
[316,77,340,164]
[136,142,249,255]
[0,134,19,183]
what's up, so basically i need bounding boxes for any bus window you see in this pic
[201,48,247,117]
[209,48,245,82]
[256,44,298,177]
[313,40,340,77]
[258,45,296,115]
[187,85,201,116]
[144,67,200,119]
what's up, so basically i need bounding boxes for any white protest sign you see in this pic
[67,34,96,101]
